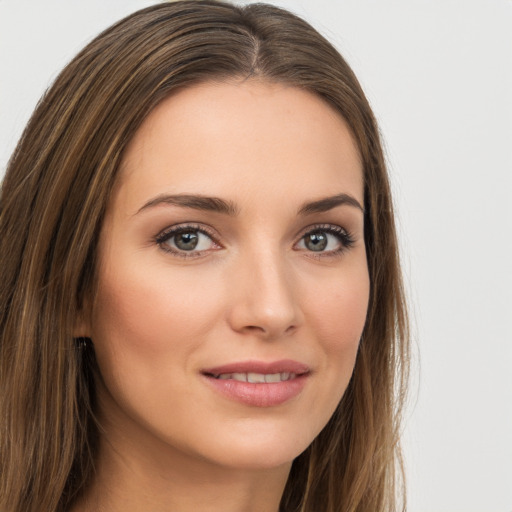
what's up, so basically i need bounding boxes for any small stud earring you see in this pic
[74,337,92,349]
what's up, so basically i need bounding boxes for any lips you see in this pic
[213,372,297,383]
[202,359,310,376]
[201,359,310,407]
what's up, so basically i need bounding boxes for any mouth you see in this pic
[201,360,310,407]
[206,371,299,383]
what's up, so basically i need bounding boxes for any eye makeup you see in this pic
[154,221,356,260]
[155,223,222,258]
[294,223,356,259]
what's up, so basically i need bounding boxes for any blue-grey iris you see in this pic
[305,232,327,251]
[175,231,199,250]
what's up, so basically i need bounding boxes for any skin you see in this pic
[74,80,369,512]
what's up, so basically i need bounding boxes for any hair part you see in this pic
[0,2,409,511]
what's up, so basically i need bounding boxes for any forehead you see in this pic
[115,80,363,212]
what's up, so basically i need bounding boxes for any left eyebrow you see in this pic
[298,193,364,215]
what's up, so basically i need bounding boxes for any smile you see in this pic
[201,360,310,407]
[212,372,297,383]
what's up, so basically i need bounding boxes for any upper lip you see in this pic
[202,359,310,376]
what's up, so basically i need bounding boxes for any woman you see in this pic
[0,1,409,511]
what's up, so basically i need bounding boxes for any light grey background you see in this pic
[1,1,511,511]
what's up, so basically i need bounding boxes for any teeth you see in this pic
[247,372,266,383]
[214,372,297,382]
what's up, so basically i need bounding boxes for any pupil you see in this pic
[306,232,327,251]
[175,231,199,250]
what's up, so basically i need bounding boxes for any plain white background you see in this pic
[1,1,511,511]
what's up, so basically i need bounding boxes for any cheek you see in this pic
[88,260,230,439]
[304,263,369,392]
[307,264,369,348]
[90,261,224,380]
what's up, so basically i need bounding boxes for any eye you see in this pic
[296,225,355,255]
[156,224,220,257]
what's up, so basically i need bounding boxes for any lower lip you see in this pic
[202,374,308,407]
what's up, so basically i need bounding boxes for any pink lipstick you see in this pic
[201,359,310,407]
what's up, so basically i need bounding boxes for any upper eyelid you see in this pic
[155,222,355,249]
[294,223,350,239]
[156,223,220,243]
[155,224,222,258]
[294,225,356,259]
[295,224,356,249]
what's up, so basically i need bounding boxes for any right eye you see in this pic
[156,224,220,257]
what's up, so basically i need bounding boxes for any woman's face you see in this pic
[86,80,369,471]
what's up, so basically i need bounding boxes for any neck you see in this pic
[71,413,291,512]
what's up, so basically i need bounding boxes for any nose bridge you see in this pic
[228,243,301,338]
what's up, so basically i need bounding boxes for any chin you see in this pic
[184,421,316,471]
[206,444,304,471]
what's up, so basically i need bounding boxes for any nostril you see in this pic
[284,325,296,334]
[226,283,302,338]
[244,325,267,333]
[241,324,297,337]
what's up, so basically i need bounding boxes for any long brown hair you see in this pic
[0,2,409,511]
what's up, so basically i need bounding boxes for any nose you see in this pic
[226,248,303,340]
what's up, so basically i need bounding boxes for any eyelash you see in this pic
[297,224,356,259]
[155,223,356,259]
[155,223,220,259]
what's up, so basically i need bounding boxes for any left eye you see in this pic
[296,228,351,253]
[158,228,217,253]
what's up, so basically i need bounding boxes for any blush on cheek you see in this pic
[92,259,225,361]
[315,279,369,340]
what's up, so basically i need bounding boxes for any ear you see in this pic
[73,319,91,339]
[73,300,92,339]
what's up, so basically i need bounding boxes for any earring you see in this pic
[74,337,92,349]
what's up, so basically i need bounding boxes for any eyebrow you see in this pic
[136,194,239,216]
[136,192,363,216]
[298,193,364,215]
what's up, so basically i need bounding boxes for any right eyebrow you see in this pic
[135,194,240,216]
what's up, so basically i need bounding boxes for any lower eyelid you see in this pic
[295,227,356,253]
[155,224,221,255]
[155,224,356,257]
